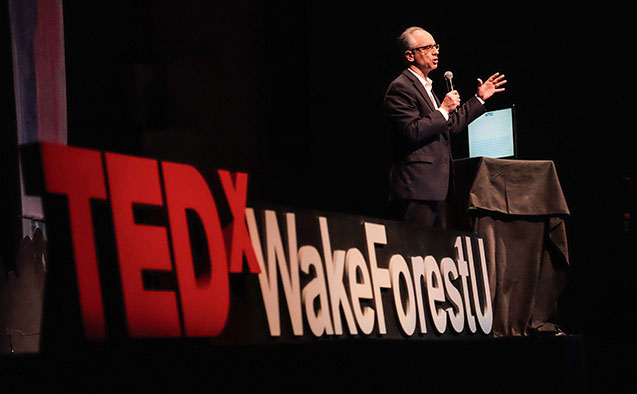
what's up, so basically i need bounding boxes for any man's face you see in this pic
[405,30,439,74]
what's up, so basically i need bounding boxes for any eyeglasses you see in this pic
[410,44,440,53]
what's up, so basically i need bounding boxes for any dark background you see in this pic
[61,0,636,335]
[2,0,635,392]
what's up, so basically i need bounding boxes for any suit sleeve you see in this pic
[447,95,486,136]
[383,82,448,149]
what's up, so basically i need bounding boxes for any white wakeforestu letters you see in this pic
[245,208,493,338]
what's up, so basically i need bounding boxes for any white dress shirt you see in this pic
[407,68,449,120]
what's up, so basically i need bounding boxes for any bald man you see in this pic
[383,26,506,227]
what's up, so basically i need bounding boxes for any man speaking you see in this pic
[383,26,507,227]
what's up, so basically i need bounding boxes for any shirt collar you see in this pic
[407,68,433,90]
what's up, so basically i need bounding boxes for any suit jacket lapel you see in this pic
[403,70,450,142]
[402,70,436,112]
[431,89,441,108]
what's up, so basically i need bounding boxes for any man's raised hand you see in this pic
[477,72,507,101]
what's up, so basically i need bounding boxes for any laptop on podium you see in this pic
[460,105,517,160]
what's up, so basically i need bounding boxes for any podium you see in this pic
[448,157,570,337]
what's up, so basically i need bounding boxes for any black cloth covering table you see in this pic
[448,157,570,337]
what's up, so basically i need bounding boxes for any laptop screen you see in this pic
[467,107,516,159]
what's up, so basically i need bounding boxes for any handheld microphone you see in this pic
[444,71,454,92]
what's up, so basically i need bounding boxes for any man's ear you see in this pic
[404,50,414,63]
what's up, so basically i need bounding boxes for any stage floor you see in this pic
[2,334,632,393]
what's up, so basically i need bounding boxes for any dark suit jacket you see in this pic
[383,69,486,201]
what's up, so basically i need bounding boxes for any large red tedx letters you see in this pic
[163,162,229,337]
[218,169,260,274]
[106,152,182,337]
[40,143,259,339]
[41,144,107,339]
